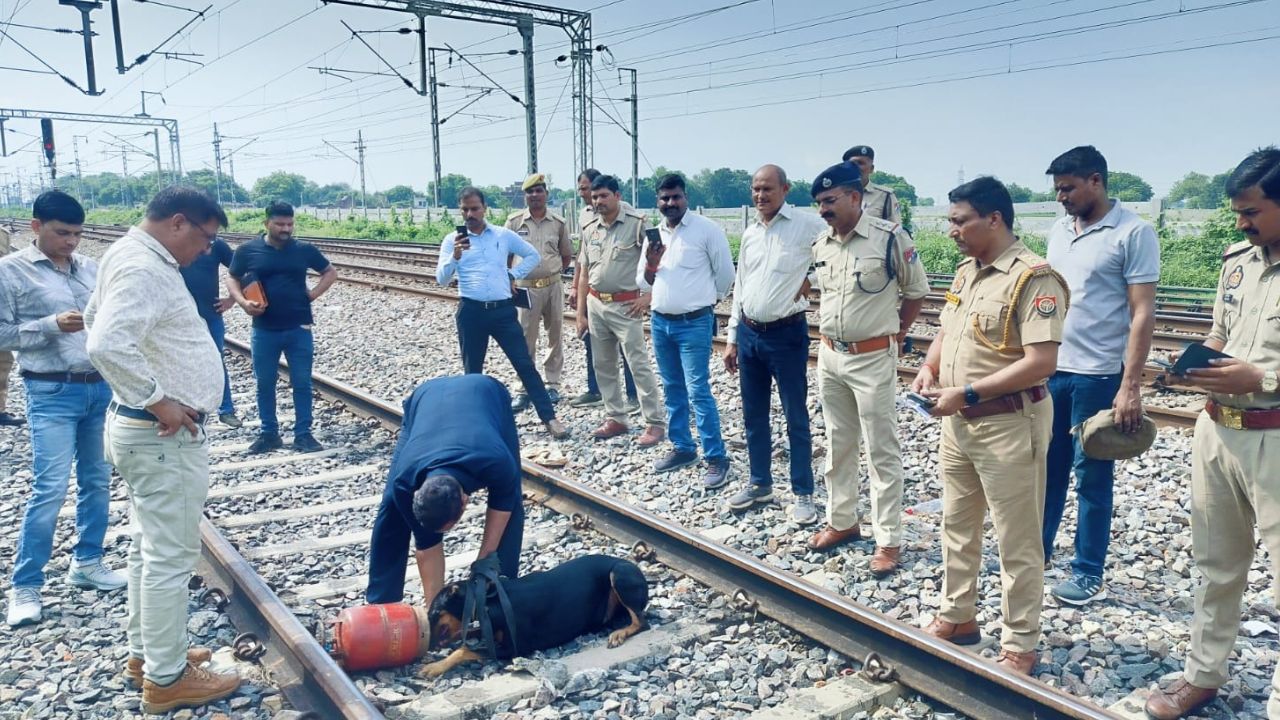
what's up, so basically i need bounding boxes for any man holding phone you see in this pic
[437,186,568,440]
[1145,147,1280,720]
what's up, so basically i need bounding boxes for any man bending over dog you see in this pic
[366,374,524,607]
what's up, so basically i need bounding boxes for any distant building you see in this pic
[501,182,525,209]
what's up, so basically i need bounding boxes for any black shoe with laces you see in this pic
[293,434,324,453]
[247,434,283,454]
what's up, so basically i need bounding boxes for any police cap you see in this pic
[842,145,874,162]
[811,161,863,198]
[521,173,548,191]
[1074,408,1156,461]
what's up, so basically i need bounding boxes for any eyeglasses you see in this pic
[189,220,218,245]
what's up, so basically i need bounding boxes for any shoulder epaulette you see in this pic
[547,210,566,224]
[623,208,646,219]
[1223,239,1253,259]
[957,257,975,267]
[866,182,896,196]
[867,216,899,233]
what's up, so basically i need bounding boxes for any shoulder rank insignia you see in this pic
[945,291,962,306]
[1226,264,1244,289]
[1033,295,1058,317]
[1223,239,1253,259]
[951,274,966,293]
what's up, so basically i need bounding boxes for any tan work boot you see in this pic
[923,617,981,645]
[124,647,213,688]
[995,649,1037,675]
[1144,678,1217,720]
[869,546,900,577]
[141,662,240,714]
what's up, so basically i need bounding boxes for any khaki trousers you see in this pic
[1185,412,1280,718]
[105,413,210,685]
[0,350,12,411]
[585,295,664,427]
[517,280,565,390]
[817,343,903,546]
[938,396,1050,653]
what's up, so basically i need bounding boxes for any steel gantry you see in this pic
[0,108,183,183]
[321,0,593,189]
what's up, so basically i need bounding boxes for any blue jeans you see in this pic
[737,318,813,494]
[651,310,725,460]
[204,313,235,416]
[12,378,113,589]
[584,332,636,398]
[251,326,314,438]
[1042,370,1123,578]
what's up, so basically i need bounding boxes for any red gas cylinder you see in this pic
[331,603,432,672]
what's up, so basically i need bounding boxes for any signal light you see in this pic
[40,119,55,164]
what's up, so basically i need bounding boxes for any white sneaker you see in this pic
[791,495,819,525]
[68,558,127,591]
[7,587,42,627]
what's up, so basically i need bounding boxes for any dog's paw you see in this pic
[419,661,449,678]
[607,630,628,648]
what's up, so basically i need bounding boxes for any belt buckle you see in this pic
[1218,404,1245,430]
[833,339,851,353]
[599,291,613,303]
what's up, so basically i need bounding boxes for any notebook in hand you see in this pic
[242,273,268,308]
[513,288,531,309]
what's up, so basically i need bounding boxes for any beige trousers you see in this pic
[105,413,210,685]
[817,343,903,546]
[517,280,565,390]
[585,295,664,427]
[938,396,1050,653]
[1185,412,1280,717]
[0,350,12,411]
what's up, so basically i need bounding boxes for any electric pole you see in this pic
[356,130,368,218]
[149,129,163,192]
[619,67,638,207]
[72,135,87,201]
[428,47,441,207]
[518,16,537,173]
[212,123,223,204]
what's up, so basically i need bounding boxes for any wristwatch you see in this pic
[1262,370,1279,393]
[963,384,980,406]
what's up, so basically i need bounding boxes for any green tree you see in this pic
[1108,171,1153,202]
[385,185,416,207]
[1167,171,1230,209]
[869,171,917,205]
[918,197,935,207]
[1006,183,1036,203]
[785,180,812,207]
[252,171,308,206]
[429,174,474,208]
[693,167,752,208]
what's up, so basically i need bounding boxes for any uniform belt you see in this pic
[460,297,513,310]
[820,334,892,355]
[517,275,559,289]
[959,385,1048,420]
[655,306,713,322]
[741,311,806,333]
[108,401,207,425]
[1205,399,1280,430]
[588,288,640,303]
[21,369,104,383]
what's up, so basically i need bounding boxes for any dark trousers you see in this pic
[365,482,525,604]
[737,318,813,494]
[251,326,313,438]
[456,299,555,421]
[1042,370,1122,578]
[204,313,235,416]
[584,332,636,398]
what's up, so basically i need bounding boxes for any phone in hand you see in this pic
[644,227,664,251]
[903,391,936,420]
[455,224,467,235]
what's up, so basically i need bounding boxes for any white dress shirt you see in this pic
[85,227,224,413]
[726,204,826,343]
[637,211,735,315]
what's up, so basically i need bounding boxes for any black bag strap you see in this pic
[459,565,520,658]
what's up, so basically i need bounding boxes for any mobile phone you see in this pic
[644,227,663,249]
[455,224,467,235]
[906,392,936,409]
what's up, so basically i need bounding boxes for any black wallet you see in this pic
[1171,342,1232,375]
[513,288,531,309]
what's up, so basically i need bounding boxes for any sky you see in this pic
[1,0,1277,204]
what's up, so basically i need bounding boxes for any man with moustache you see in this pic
[226,201,338,454]
[912,176,1067,675]
[808,161,927,577]
[723,164,827,523]
[1145,147,1280,719]
[1041,145,1159,606]
[506,173,573,412]
[570,168,638,409]
[842,145,903,225]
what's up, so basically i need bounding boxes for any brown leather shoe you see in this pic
[636,425,665,447]
[592,419,629,440]
[141,662,240,714]
[869,546,900,577]
[807,524,861,551]
[923,617,980,645]
[1144,678,1217,720]
[995,649,1037,675]
[124,647,213,687]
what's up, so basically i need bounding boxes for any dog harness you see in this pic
[459,563,520,658]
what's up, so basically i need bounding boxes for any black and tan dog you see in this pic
[420,554,649,677]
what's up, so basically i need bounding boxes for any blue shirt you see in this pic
[436,224,540,301]
[228,235,332,331]
[1046,200,1160,375]
[388,375,523,551]
[180,238,233,322]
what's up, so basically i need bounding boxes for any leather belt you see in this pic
[518,275,559,289]
[21,369,104,384]
[588,288,641,303]
[1205,399,1280,430]
[960,385,1049,420]
[741,311,806,333]
[108,401,207,426]
[820,334,892,355]
[655,306,713,322]
[460,297,513,310]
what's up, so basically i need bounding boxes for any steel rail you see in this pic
[245,347,1123,720]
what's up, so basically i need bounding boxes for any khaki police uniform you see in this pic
[935,240,1067,653]
[506,209,573,391]
[0,227,12,413]
[579,208,664,427]
[1182,240,1280,714]
[862,182,902,226]
[813,213,928,546]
